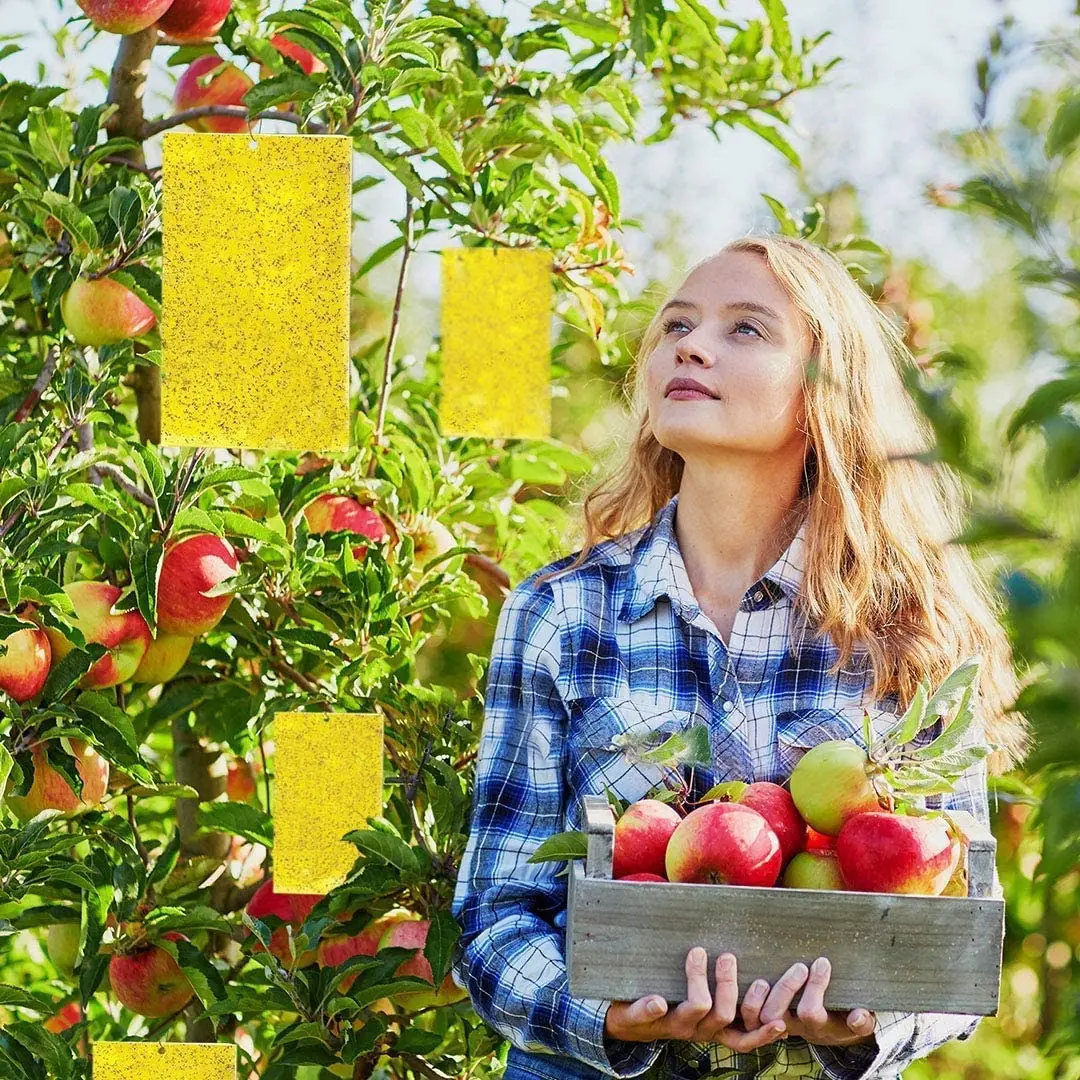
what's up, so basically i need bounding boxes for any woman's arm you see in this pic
[451,579,664,1079]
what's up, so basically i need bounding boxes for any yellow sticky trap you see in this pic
[93,1042,236,1079]
[160,133,352,452]
[273,712,384,894]
[438,248,553,438]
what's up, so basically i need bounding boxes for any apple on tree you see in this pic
[154,0,231,42]
[245,877,323,966]
[304,494,391,560]
[60,276,157,348]
[259,31,328,78]
[47,922,82,978]
[378,916,469,1008]
[7,738,110,820]
[76,0,174,34]
[226,756,257,802]
[109,931,195,1018]
[131,631,194,684]
[43,1002,82,1034]
[156,532,239,636]
[44,581,151,688]
[0,618,51,702]
[173,55,255,133]
[316,907,414,994]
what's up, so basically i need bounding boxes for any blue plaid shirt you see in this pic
[452,492,991,1079]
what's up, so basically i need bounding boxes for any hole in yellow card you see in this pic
[272,712,384,895]
[438,247,553,439]
[93,1042,236,1079]
[160,133,353,452]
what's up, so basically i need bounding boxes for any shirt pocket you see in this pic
[775,702,909,775]
[565,693,696,817]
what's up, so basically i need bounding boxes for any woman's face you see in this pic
[646,249,813,465]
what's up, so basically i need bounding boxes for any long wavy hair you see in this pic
[535,233,1028,773]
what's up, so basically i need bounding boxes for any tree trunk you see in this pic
[171,715,230,859]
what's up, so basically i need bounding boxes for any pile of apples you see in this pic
[613,741,964,898]
[0,531,238,817]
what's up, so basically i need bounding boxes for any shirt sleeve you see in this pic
[809,708,995,1080]
[451,578,664,1079]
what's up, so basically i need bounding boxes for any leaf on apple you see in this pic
[633,723,711,768]
[423,908,460,985]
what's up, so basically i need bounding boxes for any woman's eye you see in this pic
[662,317,688,334]
[733,321,762,337]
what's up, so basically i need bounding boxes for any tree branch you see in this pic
[12,347,59,422]
[141,107,328,139]
[95,464,155,508]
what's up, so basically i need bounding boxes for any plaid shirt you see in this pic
[452,492,992,1079]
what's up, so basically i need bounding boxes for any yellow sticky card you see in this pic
[273,712,384,894]
[160,132,352,452]
[438,247,553,438]
[93,1042,236,1079]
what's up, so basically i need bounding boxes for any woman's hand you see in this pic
[741,956,876,1048]
[603,948,789,1052]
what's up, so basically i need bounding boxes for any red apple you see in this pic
[44,581,151,688]
[61,276,156,348]
[781,850,846,890]
[109,931,194,1017]
[156,533,238,636]
[173,55,254,133]
[317,908,414,992]
[131,632,193,684]
[836,812,961,896]
[245,877,322,966]
[260,32,327,78]
[733,782,806,864]
[618,873,666,882]
[378,917,468,1008]
[226,757,256,802]
[805,827,836,852]
[612,799,680,879]
[7,739,110,821]
[665,802,782,887]
[304,494,390,560]
[43,1001,82,1034]
[47,922,82,977]
[789,740,883,836]
[76,0,174,34]
[154,0,231,41]
[0,620,51,702]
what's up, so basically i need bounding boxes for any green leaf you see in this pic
[923,657,980,723]
[131,442,165,498]
[343,828,420,876]
[130,538,164,630]
[39,190,99,258]
[885,681,928,745]
[4,1021,73,1080]
[166,936,227,1006]
[395,1028,442,1054]
[631,723,712,767]
[145,904,233,936]
[109,267,162,319]
[0,743,13,806]
[698,780,748,803]
[41,647,99,699]
[1046,92,1080,157]
[422,908,459,985]
[74,691,140,755]
[0,987,55,1012]
[107,186,141,242]
[28,106,72,172]
[196,801,273,848]
[726,112,800,167]
[526,829,587,864]
[242,72,316,116]
[355,236,405,280]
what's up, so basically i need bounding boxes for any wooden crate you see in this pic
[567,796,1005,1014]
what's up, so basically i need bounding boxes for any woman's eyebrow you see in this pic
[660,298,782,323]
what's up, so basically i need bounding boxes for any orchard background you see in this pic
[0,1,1078,1077]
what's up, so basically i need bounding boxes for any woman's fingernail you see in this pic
[813,957,830,976]
[851,1010,867,1025]
[771,1022,786,1035]
[647,999,665,1016]
[750,980,767,995]
[691,947,707,965]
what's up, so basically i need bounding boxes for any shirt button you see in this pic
[753,591,763,602]
[722,700,733,712]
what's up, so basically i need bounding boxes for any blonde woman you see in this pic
[452,234,1027,1080]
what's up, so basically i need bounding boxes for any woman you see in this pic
[451,234,1028,1080]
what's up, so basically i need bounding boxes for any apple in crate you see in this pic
[837,812,960,896]
[666,802,782,887]
[612,799,680,880]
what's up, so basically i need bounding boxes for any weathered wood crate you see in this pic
[567,795,1005,1014]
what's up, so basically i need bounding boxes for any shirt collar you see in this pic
[619,491,807,625]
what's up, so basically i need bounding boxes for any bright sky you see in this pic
[4,0,1073,305]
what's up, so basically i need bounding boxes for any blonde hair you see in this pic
[537,233,1028,773]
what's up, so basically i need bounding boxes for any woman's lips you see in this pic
[667,389,717,400]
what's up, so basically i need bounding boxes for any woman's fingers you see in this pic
[720,1021,788,1053]
[846,1008,876,1039]
[621,995,670,1030]
[794,957,831,1029]
[668,947,713,1038]
[739,978,770,1030]
[709,954,739,1029]
[758,962,809,1026]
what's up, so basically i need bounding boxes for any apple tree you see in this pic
[0,1,835,1076]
